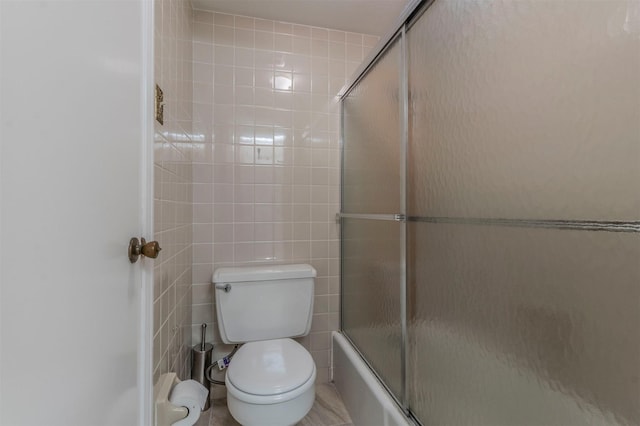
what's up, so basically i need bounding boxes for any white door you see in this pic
[0,1,154,425]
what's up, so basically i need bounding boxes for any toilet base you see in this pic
[227,384,315,426]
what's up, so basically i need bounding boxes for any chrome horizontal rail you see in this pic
[337,213,405,222]
[337,213,640,233]
[408,216,640,233]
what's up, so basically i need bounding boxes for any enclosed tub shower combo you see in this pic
[335,0,640,425]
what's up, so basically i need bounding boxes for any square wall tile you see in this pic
[154,0,194,382]
[191,9,379,384]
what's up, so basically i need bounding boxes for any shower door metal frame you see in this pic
[337,1,438,420]
[338,24,411,416]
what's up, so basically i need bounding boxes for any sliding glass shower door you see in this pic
[341,35,405,402]
[406,1,639,424]
[341,0,639,425]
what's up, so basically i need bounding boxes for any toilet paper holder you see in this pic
[154,373,189,426]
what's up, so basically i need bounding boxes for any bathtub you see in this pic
[334,325,624,426]
[332,331,412,426]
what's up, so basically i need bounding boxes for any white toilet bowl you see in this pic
[225,338,316,426]
[212,264,318,425]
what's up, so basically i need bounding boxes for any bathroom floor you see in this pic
[195,383,353,426]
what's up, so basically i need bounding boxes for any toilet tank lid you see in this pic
[212,264,317,283]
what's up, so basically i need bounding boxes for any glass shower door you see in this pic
[341,35,405,402]
[406,1,640,425]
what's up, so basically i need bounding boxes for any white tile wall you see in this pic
[153,0,194,383]
[190,9,378,383]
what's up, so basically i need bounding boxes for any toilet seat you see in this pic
[226,338,316,404]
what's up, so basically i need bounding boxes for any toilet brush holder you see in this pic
[191,343,213,411]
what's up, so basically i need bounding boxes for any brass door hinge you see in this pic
[155,84,164,125]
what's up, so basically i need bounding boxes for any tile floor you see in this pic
[195,383,353,426]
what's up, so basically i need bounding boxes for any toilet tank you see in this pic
[212,264,316,344]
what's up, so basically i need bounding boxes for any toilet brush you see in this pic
[201,323,206,351]
[191,323,213,411]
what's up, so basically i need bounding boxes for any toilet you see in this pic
[212,264,317,426]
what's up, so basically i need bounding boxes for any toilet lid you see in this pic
[227,338,315,396]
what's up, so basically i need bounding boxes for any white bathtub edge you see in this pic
[332,331,411,426]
